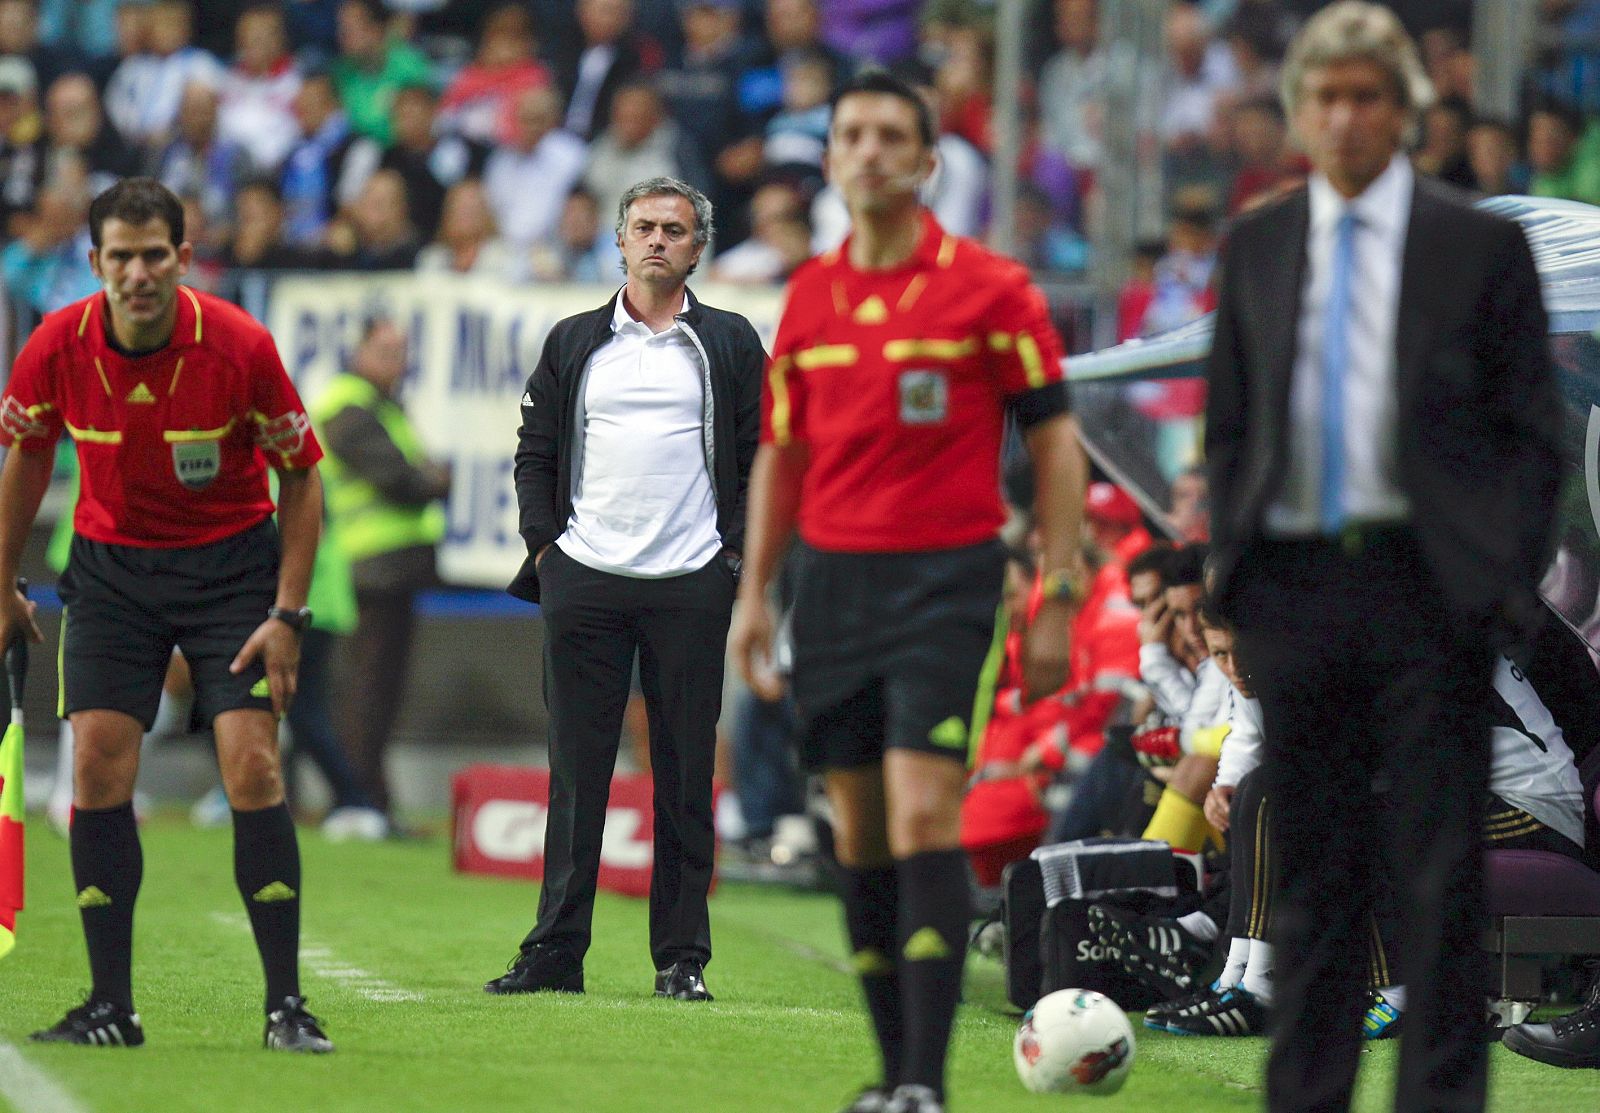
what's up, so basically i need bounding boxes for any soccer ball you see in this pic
[1013,988,1136,1095]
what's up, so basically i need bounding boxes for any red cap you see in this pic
[1085,482,1141,527]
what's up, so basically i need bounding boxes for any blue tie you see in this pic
[1320,210,1358,535]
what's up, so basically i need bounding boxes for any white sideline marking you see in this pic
[0,1040,90,1113]
[209,913,423,1003]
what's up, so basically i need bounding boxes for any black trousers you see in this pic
[1224,767,1275,942]
[342,587,419,812]
[1231,531,1494,1113]
[522,546,735,968]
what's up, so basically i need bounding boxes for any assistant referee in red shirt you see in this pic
[730,72,1088,1113]
[0,179,332,1053]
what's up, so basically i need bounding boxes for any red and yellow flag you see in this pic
[0,711,22,959]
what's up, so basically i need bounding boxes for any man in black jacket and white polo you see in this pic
[488,176,764,1002]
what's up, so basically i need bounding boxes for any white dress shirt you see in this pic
[1266,154,1414,536]
[483,129,589,248]
[557,293,722,578]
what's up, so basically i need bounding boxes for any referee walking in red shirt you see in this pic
[0,179,332,1052]
[730,72,1088,1113]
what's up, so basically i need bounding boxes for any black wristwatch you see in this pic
[267,606,313,634]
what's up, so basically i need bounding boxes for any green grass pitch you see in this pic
[0,819,1594,1112]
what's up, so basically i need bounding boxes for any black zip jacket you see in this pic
[509,287,765,603]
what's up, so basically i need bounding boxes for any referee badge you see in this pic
[898,370,948,425]
[172,441,221,489]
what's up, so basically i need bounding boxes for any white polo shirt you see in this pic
[556,292,722,578]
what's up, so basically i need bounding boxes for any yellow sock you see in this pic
[1142,787,1212,852]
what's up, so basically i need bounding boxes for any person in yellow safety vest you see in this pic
[311,315,450,818]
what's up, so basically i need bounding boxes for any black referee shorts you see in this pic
[57,518,280,730]
[788,539,1006,772]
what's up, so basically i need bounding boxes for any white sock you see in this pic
[1376,984,1405,1012]
[51,719,74,807]
[1240,940,1273,1004]
[148,687,194,740]
[1177,911,1219,942]
[1218,936,1250,988]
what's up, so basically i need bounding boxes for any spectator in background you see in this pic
[1218,4,1283,104]
[1116,239,1165,341]
[313,316,451,820]
[1139,187,1218,337]
[1038,0,1106,173]
[41,72,139,196]
[216,3,303,173]
[483,85,587,250]
[0,55,40,234]
[438,4,550,147]
[817,0,920,66]
[1,170,94,313]
[1014,181,1089,274]
[1161,2,1238,196]
[1413,94,1474,188]
[280,68,353,247]
[710,179,809,283]
[333,167,421,269]
[1227,95,1304,213]
[330,0,432,145]
[339,82,487,241]
[104,0,223,150]
[549,0,660,142]
[283,0,339,58]
[658,0,762,243]
[1528,99,1600,205]
[0,0,77,95]
[219,179,336,271]
[528,184,620,281]
[934,24,993,154]
[1419,22,1473,103]
[1466,116,1526,197]
[36,0,118,63]
[151,81,250,238]
[1168,465,1209,542]
[416,177,528,281]
[582,80,709,234]
[761,50,831,190]
[743,0,851,123]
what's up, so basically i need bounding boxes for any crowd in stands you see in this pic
[0,0,1595,324]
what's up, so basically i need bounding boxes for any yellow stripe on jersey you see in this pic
[794,344,858,370]
[936,236,956,268]
[988,332,1014,352]
[883,338,977,362]
[163,418,236,442]
[897,274,929,313]
[180,286,202,342]
[77,300,94,338]
[63,422,122,445]
[92,358,112,398]
[168,356,185,396]
[767,357,793,447]
[1017,333,1048,388]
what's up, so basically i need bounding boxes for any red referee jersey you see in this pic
[763,211,1069,552]
[0,287,322,547]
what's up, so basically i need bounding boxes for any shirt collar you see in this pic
[610,287,688,334]
[830,208,954,275]
[1308,153,1413,239]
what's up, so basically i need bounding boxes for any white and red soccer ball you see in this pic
[1014,988,1136,1095]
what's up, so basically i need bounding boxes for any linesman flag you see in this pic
[0,579,30,960]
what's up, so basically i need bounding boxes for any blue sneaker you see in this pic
[1363,995,1403,1040]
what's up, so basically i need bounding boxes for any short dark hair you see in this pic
[1127,542,1175,586]
[1166,543,1210,589]
[1198,597,1233,633]
[343,0,388,25]
[830,69,935,148]
[88,177,185,248]
[238,176,283,204]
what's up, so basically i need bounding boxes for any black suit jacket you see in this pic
[1204,174,1562,642]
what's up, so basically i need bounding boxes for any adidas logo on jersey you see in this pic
[125,382,156,404]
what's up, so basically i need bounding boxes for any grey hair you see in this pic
[1280,1,1434,125]
[614,176,715,249]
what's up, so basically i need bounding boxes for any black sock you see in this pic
[837,864,902,1088]
[69,802,142,1012]
[896,849,972,1100]
[232,803,301,1012]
